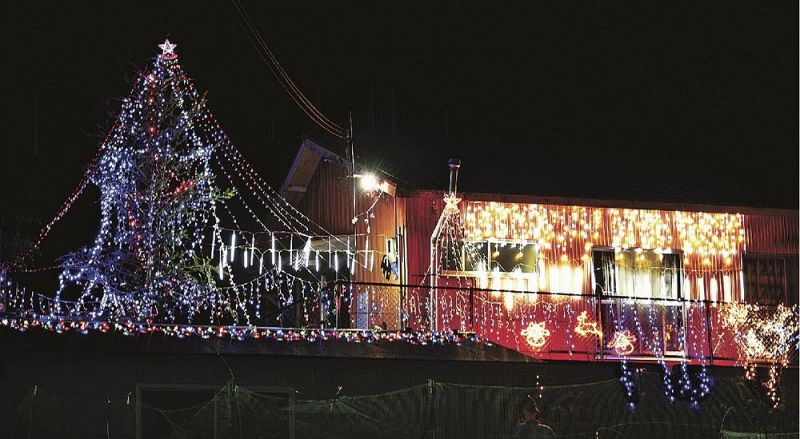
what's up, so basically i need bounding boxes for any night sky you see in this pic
[2,1,797,239]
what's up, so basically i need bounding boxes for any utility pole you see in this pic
[342,111,355,330]
[348,111,356,282]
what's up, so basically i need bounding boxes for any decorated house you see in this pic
[0,42,797,436]
[281,137,798,402]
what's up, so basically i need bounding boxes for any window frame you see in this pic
[742,253,798,306]
[592,247,685,300]
[592,246,687,358]
[440,238,540,280]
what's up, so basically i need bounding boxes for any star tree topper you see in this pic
[443,192,461,213]
[159,38,178,59]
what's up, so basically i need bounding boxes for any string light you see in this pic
[520,321,550,350]
[719,302,799,407]
[250,235,255,266]
[459,202,745,302]
[608,330,637,356]
[1,40,795,412]
[230,232,237,262]
[7,43,365,328]
[574,310,602,338]
[0,316,481,346]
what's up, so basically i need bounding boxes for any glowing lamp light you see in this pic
[359,173,379,191]
[357,173,395,195]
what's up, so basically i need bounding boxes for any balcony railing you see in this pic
[2,278,794,367]
[331,280,796,366]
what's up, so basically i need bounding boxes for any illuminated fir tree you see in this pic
[57,40,228,323]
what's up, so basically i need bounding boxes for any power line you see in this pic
[230,0,347,139]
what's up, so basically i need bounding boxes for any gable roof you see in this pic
[279,136,350,205]
[281,137,798,217]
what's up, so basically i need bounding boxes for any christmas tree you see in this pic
[57,40,225,323]
[8,40,353,330]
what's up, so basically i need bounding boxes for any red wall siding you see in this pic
[744,214,799,255]
[296,170,797,364]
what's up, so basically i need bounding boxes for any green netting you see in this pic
[720,432,799,439]
[11,372,798,438]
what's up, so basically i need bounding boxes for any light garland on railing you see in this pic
[614,302,639,409]
[424,190,770,409]
[574,310,602,338]
[0,316,481,346]
[608,330,636,356]
[719,302,799,408]
[638,300,676,402]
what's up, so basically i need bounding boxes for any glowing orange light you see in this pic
[521,321,550,350]
[574,311,602,338]
[608,330,637,356]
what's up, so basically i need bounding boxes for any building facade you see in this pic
[282,138,798,366]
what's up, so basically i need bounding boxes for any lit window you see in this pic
[593,248,682,299]
[442,240,538,275]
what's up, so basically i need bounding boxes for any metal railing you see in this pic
[2,277,795,367]
[332,280,796,366]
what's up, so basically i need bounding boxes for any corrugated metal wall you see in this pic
[297,161,407,328]
[297,161,797,327]
[744,214,799,255]
[297,161,354,235]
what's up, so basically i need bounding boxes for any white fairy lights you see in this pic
[719,302,799,407]
[5,41,366,329]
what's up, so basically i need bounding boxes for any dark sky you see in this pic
[2,0,798,235]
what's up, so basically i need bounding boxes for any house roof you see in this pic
[279,136,350,205]
[280,135,405,205]
[281,137,798,217]
[411,190,798,217]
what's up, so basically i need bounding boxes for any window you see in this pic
[593,248,682,299]
[442,240,538,275]
[743,255,798,306]
[592,248,615,295]
[489,241,537,273]
[594,247,685,356]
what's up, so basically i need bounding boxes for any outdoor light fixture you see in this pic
[355,172,396,196]
[359,173,379,191]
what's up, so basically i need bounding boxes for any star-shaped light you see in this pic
[158,39,178,57]
[443,193,461,213]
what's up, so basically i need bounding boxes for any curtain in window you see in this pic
[593,250,616,295]
[615,250,680,299]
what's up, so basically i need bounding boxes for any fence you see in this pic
[1,277,795,367]
[10,375,798,438]
[341,280,796,367]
